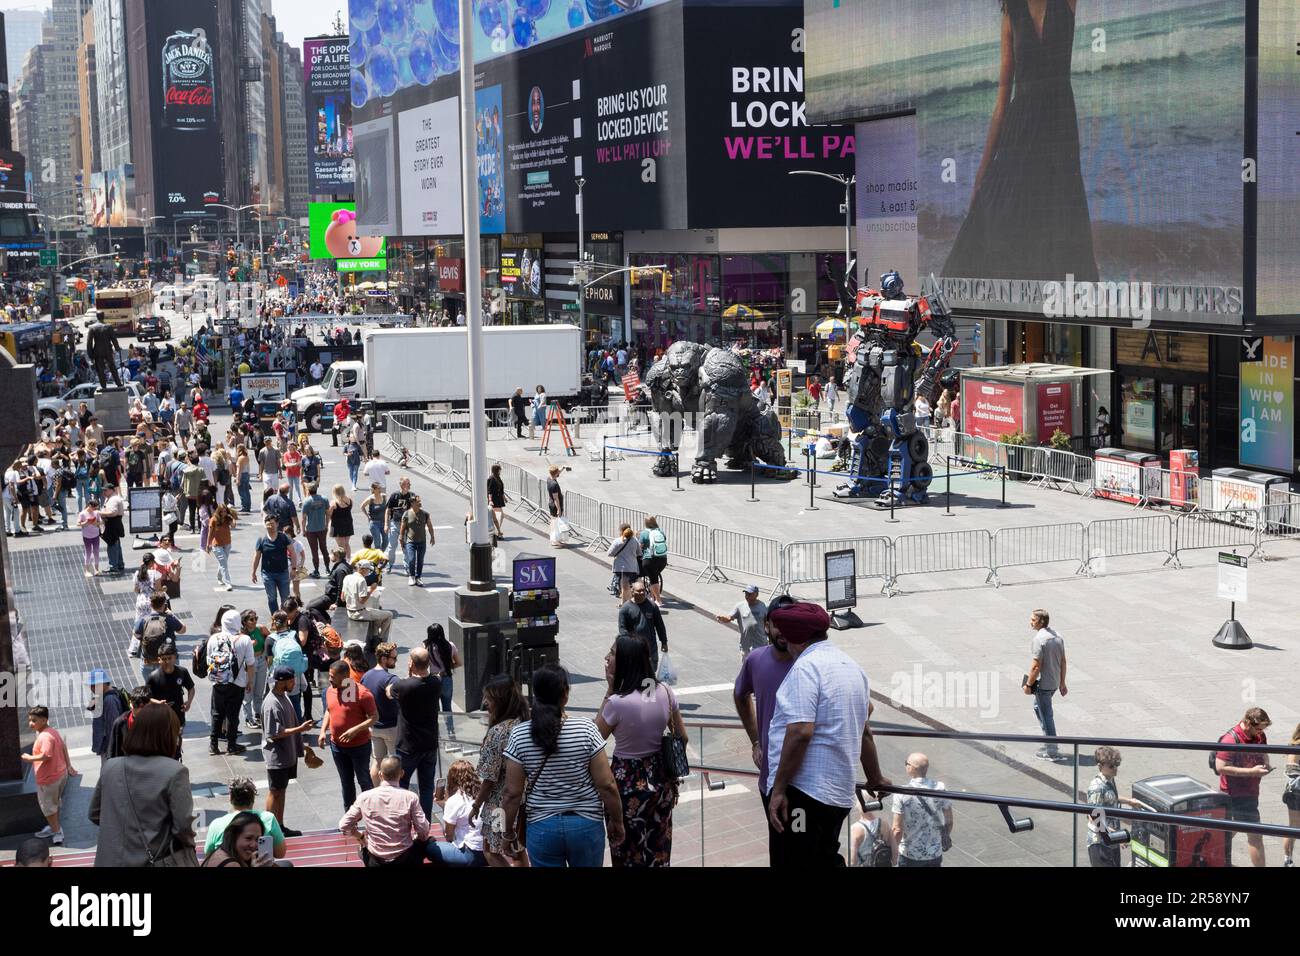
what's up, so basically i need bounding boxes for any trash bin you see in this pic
[1129,774,1231,867]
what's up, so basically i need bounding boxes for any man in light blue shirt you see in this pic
[765,601,887,868]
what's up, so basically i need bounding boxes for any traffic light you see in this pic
[661,270,673,295]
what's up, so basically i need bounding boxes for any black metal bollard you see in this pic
[944,456,954,517]
[806,449,819,512]
[1000,465,1007,507]
[600,436,610,482]
[673,452,683,492]
[748,460,758,502]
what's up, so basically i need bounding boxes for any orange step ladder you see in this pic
[538,402,577,457]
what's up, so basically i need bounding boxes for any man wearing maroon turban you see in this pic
[764,600,888,867]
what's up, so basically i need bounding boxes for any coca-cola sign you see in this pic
[437,257,464,292]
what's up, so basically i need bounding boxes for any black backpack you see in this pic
[1210,727,1238,773]
[99,448,116,472]
[191,640,209,679]
[140,613,170,661]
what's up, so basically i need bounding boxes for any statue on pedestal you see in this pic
[85,313,123,390]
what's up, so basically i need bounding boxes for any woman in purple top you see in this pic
[595,636,686,867]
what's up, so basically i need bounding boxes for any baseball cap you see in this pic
[356,559,375,571]
[85,668,111,686]
[273,665,297,682]
[743,585,759,595]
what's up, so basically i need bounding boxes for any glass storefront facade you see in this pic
[629,251,848,364]
[385,236,500,320]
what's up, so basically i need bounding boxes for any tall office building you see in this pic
[92,0,131,172]
[3,10,43,91]
[0,12,12,152]
[10,0,90,220]
[77,6,99,176]
[280,39,307,219]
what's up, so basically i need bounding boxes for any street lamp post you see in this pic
[576,177,586,348]
[788,169,856,282]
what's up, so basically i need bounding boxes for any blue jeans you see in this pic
[330,741,373,810]
[404,540,427,580]
[243,656,267,722]
[54,492,67,529]
[526,814,606,868]
[425,842,486,866]
[440,674,455,735]
[386,518,403,568]
[347,461,360,487]
[369,520,386,551]
[106,538,124,570]
[1033,689,1059,754]
[238,473,252,512]
[262,569,291,614]
[75,479,89,511]
[212,545,232,586]
[397,747,439,821]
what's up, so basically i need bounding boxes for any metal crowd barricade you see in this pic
[701,529,783,585]
[890,530,993,594]
[1083,515,1174,574]
[655,514,713,566]
[1002,444,1047,480]
[561,491,602,543]
[778,536,893,596]
[1034,447,1094,495]
[990,523,1087,585]
[600,502,647,550]
[1137,468,1201,512]
[1171,509,1258,566]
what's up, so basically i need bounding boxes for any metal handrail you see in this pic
[856,783,1300,842]
[868,726,1300,757]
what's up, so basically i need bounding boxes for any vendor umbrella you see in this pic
[815,316,849,339]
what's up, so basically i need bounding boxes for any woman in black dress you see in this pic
[943,0,1098,283]
[327,483,354,556]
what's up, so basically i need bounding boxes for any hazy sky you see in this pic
[0,0,344,52]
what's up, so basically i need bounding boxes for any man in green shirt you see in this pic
[204,776,287,861]
[398,494,435,586]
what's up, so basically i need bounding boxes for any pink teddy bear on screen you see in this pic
[324,208,384,259]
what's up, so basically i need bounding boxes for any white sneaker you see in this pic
[226,584,235,591]
[34,825,53,838]
[51,830,64,845]
[408,577,416,586]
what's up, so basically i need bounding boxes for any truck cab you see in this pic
[292,361,365,432]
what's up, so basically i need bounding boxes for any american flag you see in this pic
[622,370,641,403]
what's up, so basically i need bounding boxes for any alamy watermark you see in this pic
[1042,274,1154,329]
[888,664,1000,719]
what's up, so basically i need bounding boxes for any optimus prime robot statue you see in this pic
[642,341,787,482]
[833,270,959,505]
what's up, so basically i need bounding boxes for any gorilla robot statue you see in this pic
[642,341,787,483]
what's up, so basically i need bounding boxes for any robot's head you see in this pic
[880,271,905,299]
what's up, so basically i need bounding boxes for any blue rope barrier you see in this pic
[605,444,674,458]
[754,458,998,483]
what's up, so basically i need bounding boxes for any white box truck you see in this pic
[291,324,584,432]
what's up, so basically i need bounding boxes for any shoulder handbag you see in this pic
[124,761,198,868]
[659,687,690,780]
[516,749,553,850]
[918,791,953,853]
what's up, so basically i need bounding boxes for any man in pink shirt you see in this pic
[339,754,430,867]
[22,706,77,845]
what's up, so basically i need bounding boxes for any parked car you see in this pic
[37,380,145,425]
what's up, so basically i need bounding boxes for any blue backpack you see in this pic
[270,631,308,677]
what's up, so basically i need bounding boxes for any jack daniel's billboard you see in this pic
[162,28,216,131]
[147,0,224,218]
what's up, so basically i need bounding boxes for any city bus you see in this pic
[93,286,153,335]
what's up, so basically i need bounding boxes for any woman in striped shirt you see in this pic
[500,665,624,867]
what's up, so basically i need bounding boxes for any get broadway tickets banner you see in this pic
[304,36,354,195]
[963,379,1023,443]
[1240,336,1294,473]
[1036,382,1073,444]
